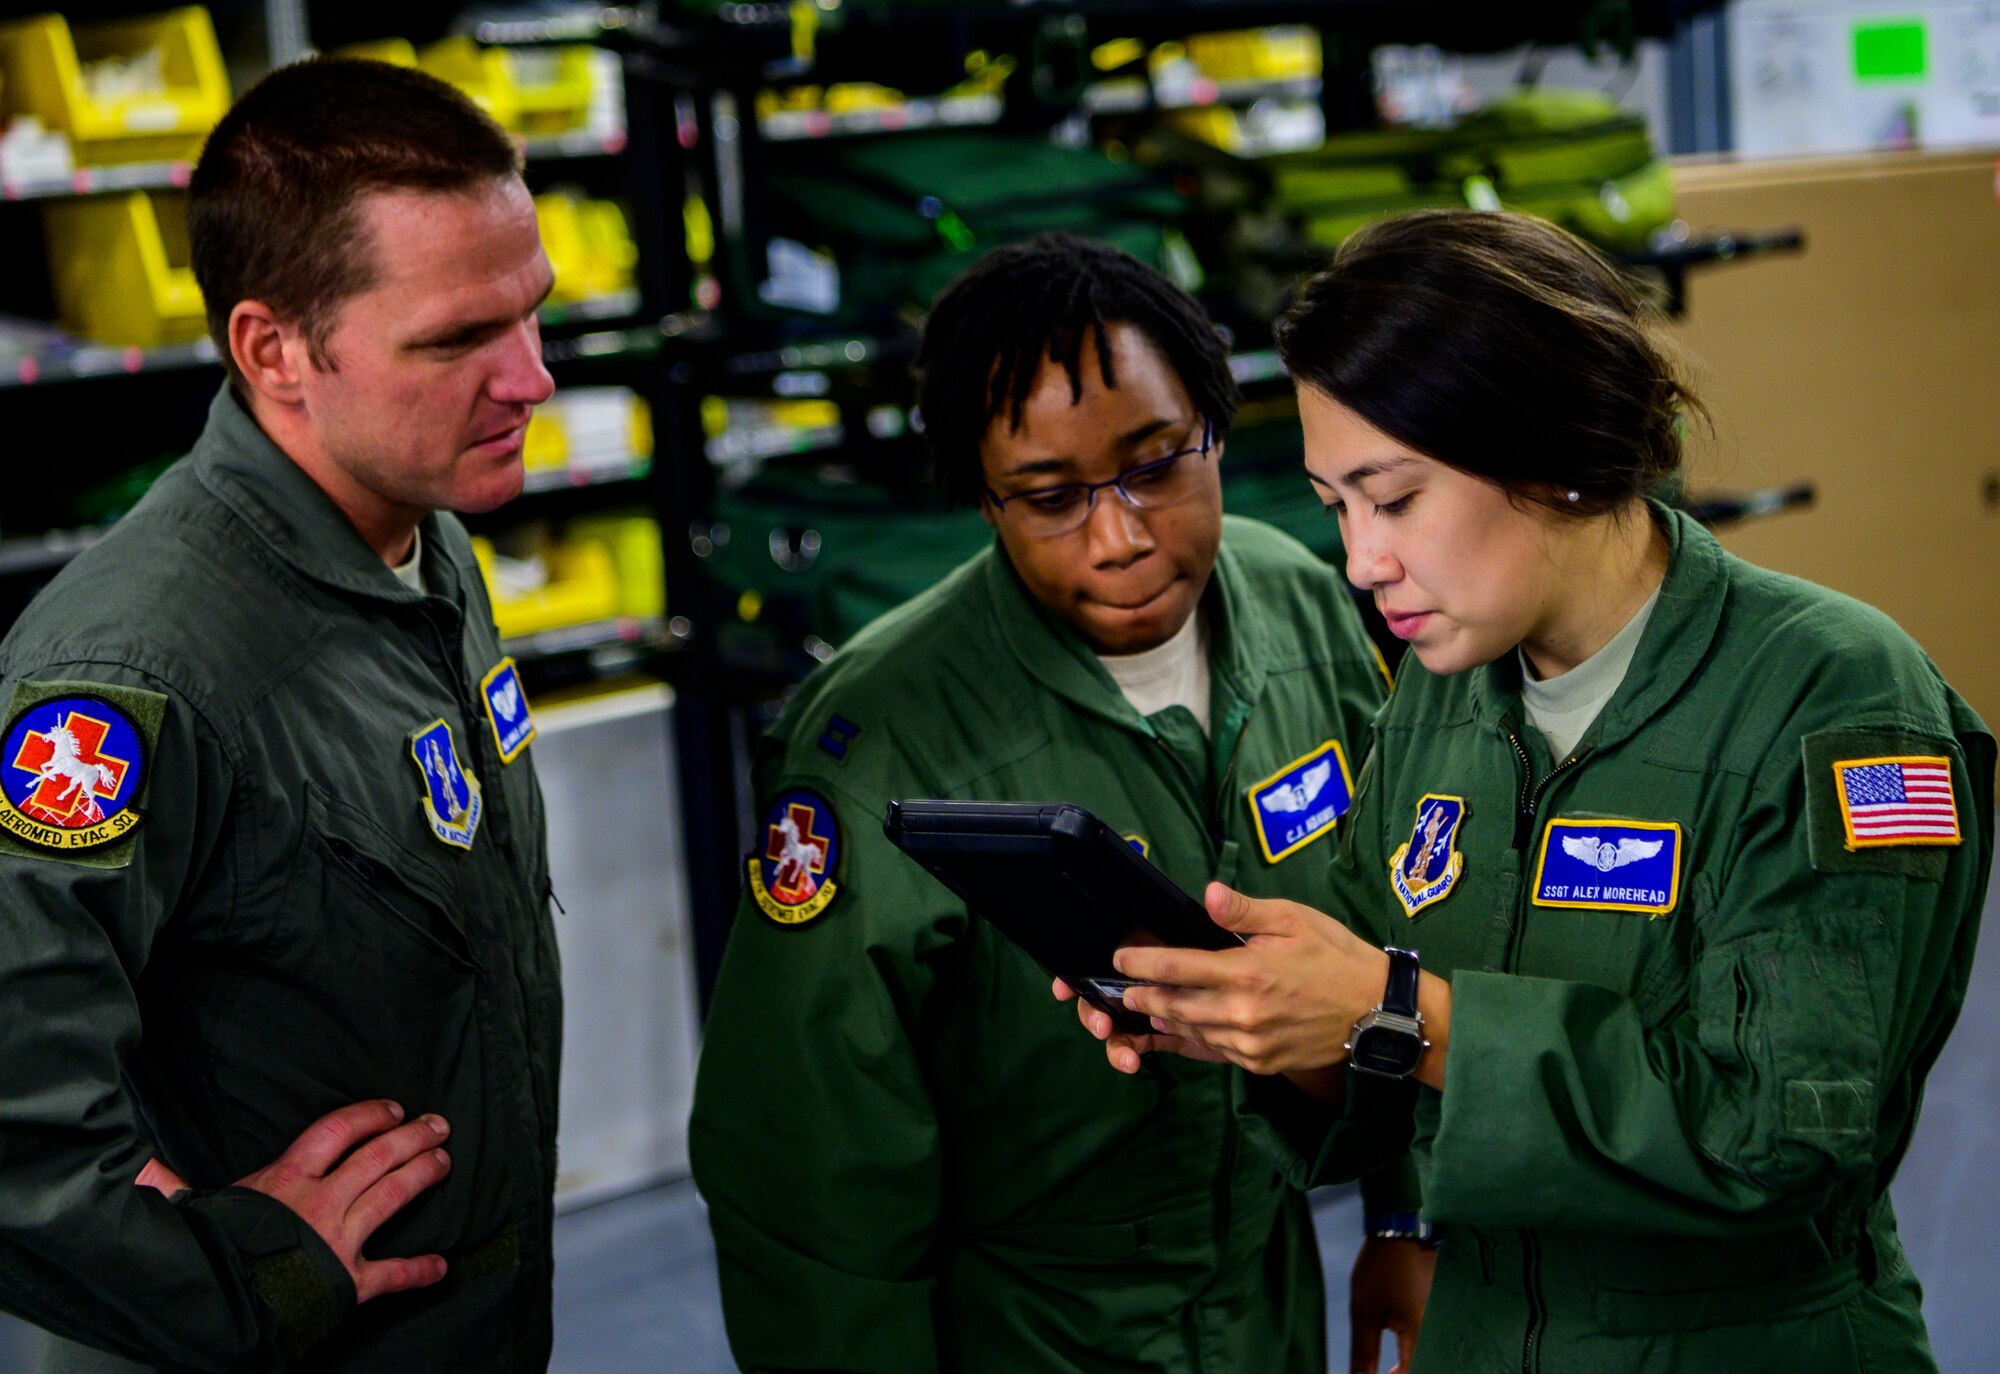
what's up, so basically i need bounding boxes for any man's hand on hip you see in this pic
[136,1099,453,1302]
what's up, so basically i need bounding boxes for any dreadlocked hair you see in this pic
[914,231,1240,505]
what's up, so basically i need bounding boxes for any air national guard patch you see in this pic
[1248,740,1355,863]
[480,658,536,764]
[1389,795,1465,918]
[749,788,840,927]
[408,719,483,849]
[1,695,147,852]
[1533,819,1681,917]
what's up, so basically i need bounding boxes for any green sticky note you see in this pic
[1853,20,1927,81]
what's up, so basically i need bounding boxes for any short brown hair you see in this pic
[189,57,522,384]
[1276,209,1703,516]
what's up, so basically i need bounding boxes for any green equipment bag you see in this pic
[1270,88,1673,255]
[1265,125,1467,247]
[1441,88,1674,253]
[707,470,993,650]
[767,133,1198,318]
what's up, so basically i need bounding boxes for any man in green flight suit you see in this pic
[0,61,562,1370]
[691,233,1434,1373]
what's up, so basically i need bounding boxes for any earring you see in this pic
[1565,490,1581,502]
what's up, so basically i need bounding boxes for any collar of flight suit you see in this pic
[188,386,463,608]
[977,523,1272,740]
[1470,502,1729,755]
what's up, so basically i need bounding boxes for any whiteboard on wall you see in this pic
[1730,0,2000,155]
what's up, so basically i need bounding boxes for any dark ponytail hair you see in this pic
[1275,209,1702,516]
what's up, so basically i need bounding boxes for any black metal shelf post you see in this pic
[618,46,749,1011]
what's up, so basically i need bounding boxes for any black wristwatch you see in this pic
[1345,947,1429,1079]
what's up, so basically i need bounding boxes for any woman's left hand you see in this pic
[1113,882,1391,1076]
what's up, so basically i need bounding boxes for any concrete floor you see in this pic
[3,869,1995,1372]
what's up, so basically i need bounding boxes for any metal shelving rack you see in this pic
[0,0,1755,1006]
[0,2,668,665]
[597,0,1747,1002]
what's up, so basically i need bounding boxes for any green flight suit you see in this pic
[0,389,562,1371]
[691,516,1405,1373]
[1239,507,1994,1373]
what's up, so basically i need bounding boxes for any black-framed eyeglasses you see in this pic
[982,418,1215,538]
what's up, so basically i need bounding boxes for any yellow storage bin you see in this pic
[474,535,621,639]
[420,37,597,136]
[1182,27,1321,82]
[0,8,229,165]
[335,38,418,67]
[522,410,568,475]
[570,515,665,620]
[44,190,205,346]
[536,191,636,303]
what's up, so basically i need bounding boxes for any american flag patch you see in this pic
[1832,756,1960,850]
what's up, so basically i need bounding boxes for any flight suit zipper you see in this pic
[421,607,559,1279]
[1505,732,1592,853]
[1208,728,1248,850]
[1520,1229,1546,1374]
[1501,729,1589,1374]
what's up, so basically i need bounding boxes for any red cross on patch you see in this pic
[9,711,130,827]
[765,801,830,903]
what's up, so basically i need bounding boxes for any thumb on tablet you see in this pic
[1205,882,1290,938]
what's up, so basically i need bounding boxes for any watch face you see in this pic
[1351,1024,1424,1077]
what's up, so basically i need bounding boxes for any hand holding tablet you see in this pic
[881,799,1241,1034]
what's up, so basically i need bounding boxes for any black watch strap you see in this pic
[1382,947,1420,1018]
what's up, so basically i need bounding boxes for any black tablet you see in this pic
[882,799,1242,1034]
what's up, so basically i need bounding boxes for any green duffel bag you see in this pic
[1442,88,1673,253]
[768,133,1196,317]
[707,470,993,648]
[1270,88,1674,255]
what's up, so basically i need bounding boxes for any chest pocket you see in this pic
[227,782,486,1142]
[307,780,477,972]
[207,779,488,1187]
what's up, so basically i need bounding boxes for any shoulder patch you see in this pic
[1388,794,1466,917]
[1247,739,1355,863]
[1804,727,1959,878]
[0,680,166,867]
[408,719,483,850]
[748,788,841,927]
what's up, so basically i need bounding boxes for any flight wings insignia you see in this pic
[1560,834,1664,872]
[1259,759,1334,815]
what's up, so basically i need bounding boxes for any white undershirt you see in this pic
[1519,586,1662,762]
[1096,610,1211,735]
[391,527,424,592]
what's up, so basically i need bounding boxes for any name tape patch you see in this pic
[1832,755,1959,850]
[1533,818,1681,917]
[1248,739,1354,864]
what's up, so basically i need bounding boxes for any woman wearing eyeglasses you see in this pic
[1068,210,1994,1373]
[692,232,1436,1374]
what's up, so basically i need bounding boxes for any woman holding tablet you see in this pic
[1068,210,1993,1373]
